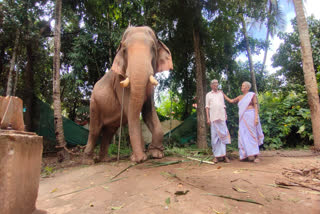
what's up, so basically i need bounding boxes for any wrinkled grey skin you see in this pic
[83,26,173,163]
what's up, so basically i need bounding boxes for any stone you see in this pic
[0,130,43,214]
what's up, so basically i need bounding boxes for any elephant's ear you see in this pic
[111,43,126,77]
[156,41,173,73]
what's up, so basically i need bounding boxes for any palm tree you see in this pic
[261,0,285,72]
[239,14,259,96]
[53,0,69,161]
[293,0,320,150]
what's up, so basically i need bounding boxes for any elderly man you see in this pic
[206,79,231,163]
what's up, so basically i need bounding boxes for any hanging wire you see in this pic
[117,87,125,162]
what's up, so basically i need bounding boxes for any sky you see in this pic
[237,0,320,74]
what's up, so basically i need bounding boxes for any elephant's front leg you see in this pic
[127,106,148,163]
[142,100,164,159]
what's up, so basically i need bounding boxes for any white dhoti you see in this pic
[210,120,231,157]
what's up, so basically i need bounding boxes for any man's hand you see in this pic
[254,117,258,126]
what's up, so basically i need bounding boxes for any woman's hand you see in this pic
[207,119,211,125]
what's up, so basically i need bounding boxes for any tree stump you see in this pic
[0,96,25,131]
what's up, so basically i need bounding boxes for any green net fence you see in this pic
[34,99,91,146]
[163,113,197,145]
[33,98,196,148]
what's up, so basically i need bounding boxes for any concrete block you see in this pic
[0,130,43,214]
[0,96,25,131]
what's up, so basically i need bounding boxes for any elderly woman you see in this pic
[224,81,264,163]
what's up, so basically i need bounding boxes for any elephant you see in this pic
[83,26,173,163]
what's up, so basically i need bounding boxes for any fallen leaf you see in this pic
[111,204,124,210]
[165,197,171,206]
[50,188,58,193]
[233,170,241,174]
[303,191,320,195]
[232,186,247,193]
[212,208,223,214]
[102,186,109,190]
[89,203,94,207]
[217,166,222,169]
[174,190,189,196]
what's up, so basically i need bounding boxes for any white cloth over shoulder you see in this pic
[205,90,226,122]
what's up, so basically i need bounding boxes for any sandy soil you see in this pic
[36,150,320,214]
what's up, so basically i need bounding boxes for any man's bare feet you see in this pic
[224,156,230,163]
[213,157,218,163]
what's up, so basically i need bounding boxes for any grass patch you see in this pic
[164,146,212,157]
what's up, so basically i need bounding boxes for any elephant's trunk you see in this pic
[125,51,153,161]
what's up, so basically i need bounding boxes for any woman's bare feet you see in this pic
[253,158,260,163]
[248,156,255,161]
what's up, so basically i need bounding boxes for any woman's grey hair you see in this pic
[243,81,252,89]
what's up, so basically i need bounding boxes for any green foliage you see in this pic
[273,16,320,84]
[41,166,55,177]
[156,91,186,120]
[108,143,131,156]
[259,87,313,149]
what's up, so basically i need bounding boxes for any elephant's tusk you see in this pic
[149,75,158,86]
[120,77,130,88]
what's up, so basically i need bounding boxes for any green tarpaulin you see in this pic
[163,113,197,145]
[34,99,90,146]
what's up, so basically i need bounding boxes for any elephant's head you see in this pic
[111,26,173,89]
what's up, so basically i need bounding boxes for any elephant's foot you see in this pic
[82,153,95,165]
[130,152,148,163]
[148,144,165,159]
[148,148,164,159]
[97,155,111,163]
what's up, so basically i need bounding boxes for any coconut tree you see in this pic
[53,0,69,161]
[261,0,285,72]
[293,0,320,149]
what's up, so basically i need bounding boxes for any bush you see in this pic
[259,88,313,149]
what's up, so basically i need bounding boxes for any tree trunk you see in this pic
[193,27,207,149]
[53,0,69,161]
[262,1,272,73]
[293,0,320,150]
[106,10,113,67]
[262,27,270,72]
[24,41,34,131]
[240,15,258,96]
[6,29,19,96]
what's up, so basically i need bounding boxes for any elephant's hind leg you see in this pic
[98,127,117,162]
[83,100,102,164]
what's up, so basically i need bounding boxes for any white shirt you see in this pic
[205,90,226,122]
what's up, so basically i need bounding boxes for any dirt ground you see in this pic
[35,150,320,214]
